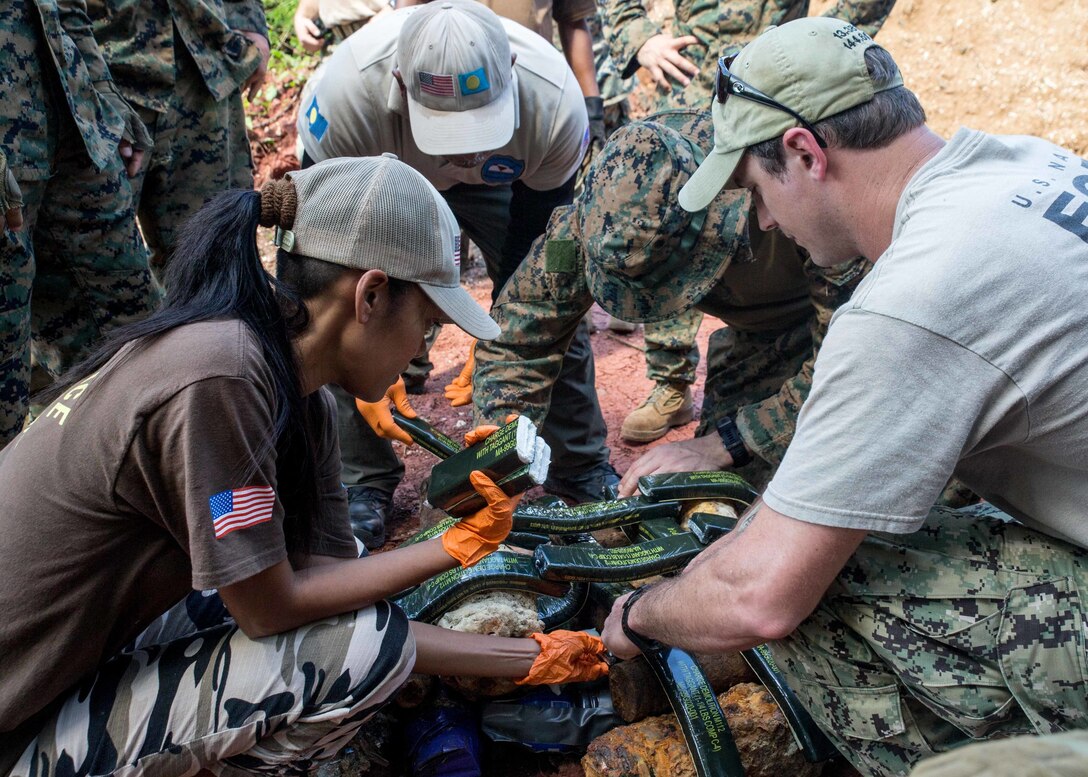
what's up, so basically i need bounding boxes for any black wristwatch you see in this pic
[621,586,662,650]
[715,414,752,468]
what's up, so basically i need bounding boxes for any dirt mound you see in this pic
[829,0,1088,155]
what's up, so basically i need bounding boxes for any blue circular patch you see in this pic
[480,155,525,184]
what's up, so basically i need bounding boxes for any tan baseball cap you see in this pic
[276,155,500,340]
[678,17,903,212]
[397,0,516,156]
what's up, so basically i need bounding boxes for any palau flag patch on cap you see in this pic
[459,67,490,95]
[307,96,329,141]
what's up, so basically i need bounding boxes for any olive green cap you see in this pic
[678,17,903,212]
[579,110,749,323]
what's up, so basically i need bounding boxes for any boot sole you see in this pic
[620,406,695,443]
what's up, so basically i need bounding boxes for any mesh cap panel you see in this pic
[277,155,499,339]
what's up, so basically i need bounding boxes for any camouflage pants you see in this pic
[694,317,813,488]
[0,140,159,447]
[8,593,414,777]
[771,505,1088,777]
[131,45,253,277]
[643,308,705,386]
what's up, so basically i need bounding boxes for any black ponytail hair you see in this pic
[39,189,321,551]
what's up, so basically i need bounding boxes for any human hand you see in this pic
[600,593,642,660]
[441,471,521,567]
[240,31,271,100]
[636,33,699,90]
[617,434,732,496]
[444,339,476,407]
[462,413,518,447]
[95,81,152,177]
[585,96,606,148]
[355,377,418,445]
[1,151,24,231]
[293,9,325,53]
[516,630,610,685]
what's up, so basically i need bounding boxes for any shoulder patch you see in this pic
[481,155,525,184]
[307,96,329,142]
[545,239,577,272]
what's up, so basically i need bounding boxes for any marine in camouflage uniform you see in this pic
[0,0,159,448]
[605,0,898,112]
[606,0,896,442]
[87,0,267,275]
[473,110,866,490]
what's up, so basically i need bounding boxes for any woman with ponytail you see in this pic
[0,156,608,777]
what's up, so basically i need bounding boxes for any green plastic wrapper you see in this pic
[637,471,758,505]
[512,496,682,534]
[392,551,570,623]
[534,534,703,582]
[428,416,550,516]
[391,409,461,459]
[637,517,684,540]
[686,512,739,545]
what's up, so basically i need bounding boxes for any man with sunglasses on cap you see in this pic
[601,16,1088,777]
[296,0,613,539]
[473,108,866,492]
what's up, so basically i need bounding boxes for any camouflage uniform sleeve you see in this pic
[222,0,269,36]
[472,206,595,426]
[56,0,113,83]
[734,257,868,466]
[820,0,897,38]
[602,0,662,80]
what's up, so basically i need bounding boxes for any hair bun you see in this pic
[259,178,298,230]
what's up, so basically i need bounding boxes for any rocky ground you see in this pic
[247,1,1086,772]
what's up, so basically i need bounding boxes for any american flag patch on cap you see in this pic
[209,485,276,539]
[453,234,461,266]
[419,71,455,96]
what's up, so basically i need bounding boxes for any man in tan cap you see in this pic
[296,0,612,538]
[601,17,1088,776]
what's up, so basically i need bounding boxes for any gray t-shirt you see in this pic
[296,7,589,192]
[0,320,357,736]
[764,129,1088,548]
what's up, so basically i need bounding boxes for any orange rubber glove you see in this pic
[355,377,418,445]
[516,631,610,685]
[444,339,476,407]
[462,413,520,447]
[441,470,520,567]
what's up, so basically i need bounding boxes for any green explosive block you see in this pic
[512,496,682,534]
[638,471,758,505]
[392,551,569,622]
[534,533,704,582]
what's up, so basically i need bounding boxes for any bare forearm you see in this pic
[410,622,540,676]
[604,504,867,655]
[222,539,458,636]
[626,537,777,653]
[558,21,600,97]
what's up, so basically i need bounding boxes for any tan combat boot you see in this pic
[621,383,694,443]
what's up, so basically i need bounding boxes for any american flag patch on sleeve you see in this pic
[209,485,276,539]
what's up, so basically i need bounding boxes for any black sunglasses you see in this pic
[715,55,828,148]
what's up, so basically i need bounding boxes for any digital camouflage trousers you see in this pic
[0,141,159,447]
[771,505,1088,777]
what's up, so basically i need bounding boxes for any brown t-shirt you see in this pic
[0,320,357,738]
